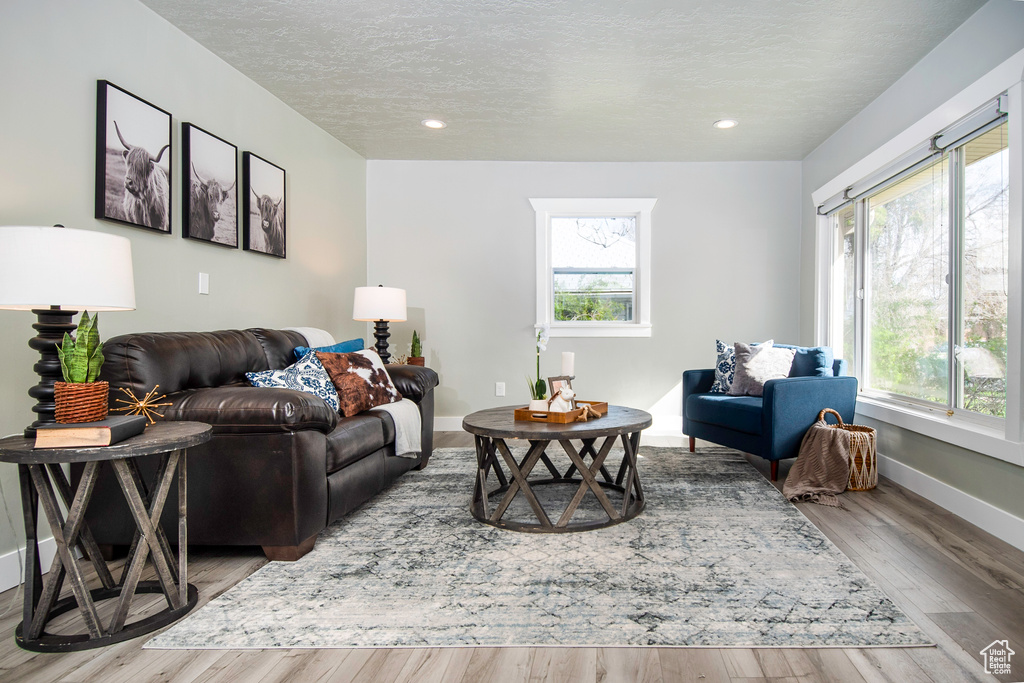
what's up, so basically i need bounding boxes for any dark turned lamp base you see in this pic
[372,319,392,364]
[26,306,77,438]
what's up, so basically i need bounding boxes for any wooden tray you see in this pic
[514,401,608,423]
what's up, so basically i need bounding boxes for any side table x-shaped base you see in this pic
[0,422,210,652]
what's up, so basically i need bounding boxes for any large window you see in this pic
[830,121,1009,420]
[532,198,655,337]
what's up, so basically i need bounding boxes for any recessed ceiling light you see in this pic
[421,119,446,129]
[713,119,738,129]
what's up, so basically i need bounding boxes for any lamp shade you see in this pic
[0,226,136,311]
[353,286,406,322]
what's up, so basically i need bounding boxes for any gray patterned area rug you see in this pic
[147,446,931,649]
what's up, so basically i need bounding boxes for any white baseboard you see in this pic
[878,452,1024,553]
[0,535,58,594]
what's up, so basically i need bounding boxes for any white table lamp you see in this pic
[0,226,136,436]
[353,285,407,364]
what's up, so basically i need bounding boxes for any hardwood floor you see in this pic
[1,432,1020,682]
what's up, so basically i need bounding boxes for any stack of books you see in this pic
[34,415,148,448]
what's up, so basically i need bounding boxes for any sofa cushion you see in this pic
[317,350,403,417]
[248,328,310,371]
[326,414,387,473]
[368,409,397,444]
[101,330,270,396]
[161,385,339,434]
[774,344,835,378]
[246,352,340,412]
[686,393,764,435]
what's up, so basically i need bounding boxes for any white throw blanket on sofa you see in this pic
[370,398,422,458]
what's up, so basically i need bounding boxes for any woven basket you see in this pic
[818,408,877,491]
[54,381,109,424]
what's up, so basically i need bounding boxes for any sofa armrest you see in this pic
[761,375,859,461]
[683,369,716,399]
[386,365,439,404]
[160,385,339,434]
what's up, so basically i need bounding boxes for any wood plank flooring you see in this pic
[0,432,1020,682]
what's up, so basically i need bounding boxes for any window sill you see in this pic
[855,395,1023,467]
[547,323,652,338]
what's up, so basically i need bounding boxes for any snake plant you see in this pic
[411,330,422,357]
[57,311,104,383]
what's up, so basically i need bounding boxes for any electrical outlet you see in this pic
[495,382,505,397]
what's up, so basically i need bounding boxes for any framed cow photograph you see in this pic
[243,152,286,259]
[95,80,172,233]
[182,123,238,248]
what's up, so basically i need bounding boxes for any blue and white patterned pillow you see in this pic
[246,351,340,412]
[709,339,736,394]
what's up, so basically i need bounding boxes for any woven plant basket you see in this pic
[54,381,109,424]
[819,408,877,491]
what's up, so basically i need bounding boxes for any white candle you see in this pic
[561,351,575,376]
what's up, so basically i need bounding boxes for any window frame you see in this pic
[812,59,1024,467]
[531,198,656,338]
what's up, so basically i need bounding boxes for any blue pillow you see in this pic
[775,344,834,377]
[247,351,340,411]
[293,337,364,361]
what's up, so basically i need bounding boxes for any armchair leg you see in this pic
[688,436,695,453]
[770,461,779,482]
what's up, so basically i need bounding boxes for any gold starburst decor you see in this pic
[113,385,172,425]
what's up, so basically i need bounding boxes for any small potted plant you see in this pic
[53,311,109,423]
[407,330,425,366]
[526,325,549,410]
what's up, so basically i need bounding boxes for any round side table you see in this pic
[0,421,211,652]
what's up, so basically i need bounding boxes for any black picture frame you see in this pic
[242,152,286,259]
[182,123,238,248]
[95,80,172,233]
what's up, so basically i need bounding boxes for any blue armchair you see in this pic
[683,345,858,480]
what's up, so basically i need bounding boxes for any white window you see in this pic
[531,198,656,337]
[814,78,1023,465]
[828,118,1009,422]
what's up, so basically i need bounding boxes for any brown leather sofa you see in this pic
[73,328,437,561]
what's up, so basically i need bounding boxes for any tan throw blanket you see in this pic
[783,411,851,508]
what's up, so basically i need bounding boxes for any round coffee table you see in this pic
[462,405,652,533]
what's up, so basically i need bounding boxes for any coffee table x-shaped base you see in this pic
[472,432,645,533]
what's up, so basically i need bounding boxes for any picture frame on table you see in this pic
[182,123,238,248]
[242,152,286,259]
[95,80,172,233]
[547,376,573,397]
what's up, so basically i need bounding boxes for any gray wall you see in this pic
[0,1,367,562]
[799,0,1024,519]
[367,160,802,429]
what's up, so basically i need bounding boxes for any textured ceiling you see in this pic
[139,0,985,161]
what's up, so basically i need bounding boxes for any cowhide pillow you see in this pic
[316,349,403,417]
